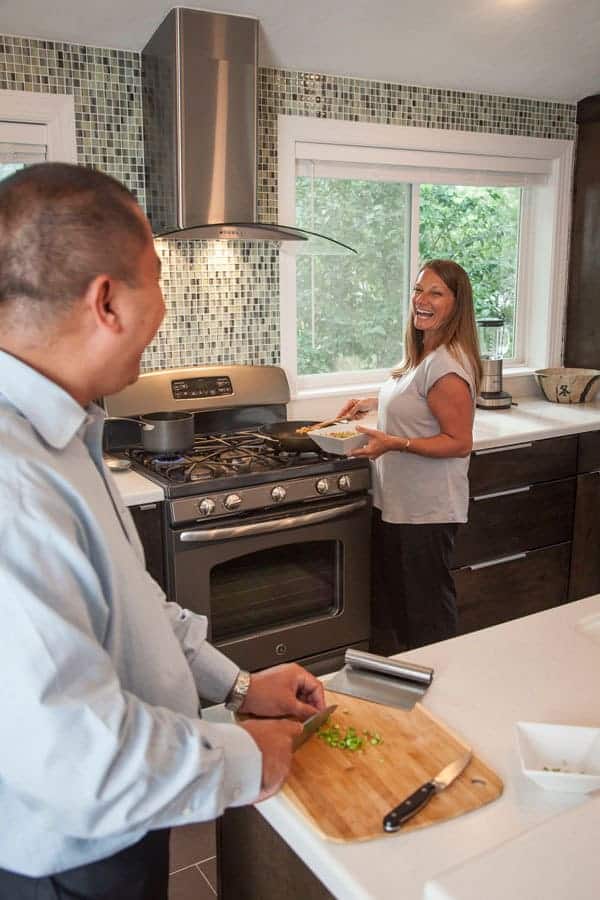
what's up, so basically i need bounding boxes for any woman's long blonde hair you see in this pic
[392,259,483,392]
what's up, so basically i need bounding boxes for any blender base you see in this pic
[476,390,513,409]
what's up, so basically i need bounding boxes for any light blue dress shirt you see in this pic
[0,349,261,877]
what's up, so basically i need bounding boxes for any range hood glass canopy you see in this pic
[142,9,356,255]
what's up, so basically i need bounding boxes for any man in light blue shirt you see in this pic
[0,163,325,900]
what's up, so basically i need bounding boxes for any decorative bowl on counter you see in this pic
[515,721,600,792]
[309,424,369,456]
[534,367,600,404]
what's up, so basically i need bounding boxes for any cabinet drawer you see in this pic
[577,430,600,473]
[469,435,577,494]
[452,477,575,568]
[453,542,571,635]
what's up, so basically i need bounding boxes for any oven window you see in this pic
[210,540,341,641]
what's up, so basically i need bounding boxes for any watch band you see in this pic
[225,669,251,712]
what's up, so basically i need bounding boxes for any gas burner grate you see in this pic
[124,430,319,484]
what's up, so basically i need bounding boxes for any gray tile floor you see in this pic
[169,822,217,899]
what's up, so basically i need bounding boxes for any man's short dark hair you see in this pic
[0,163,149,315]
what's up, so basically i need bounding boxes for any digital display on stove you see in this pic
[171,376,233,400]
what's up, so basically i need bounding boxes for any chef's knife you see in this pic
[382,749,472,832]
[292,704,337,751]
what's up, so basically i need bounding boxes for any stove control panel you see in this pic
[169,469,371,524]
[171,375,233,401]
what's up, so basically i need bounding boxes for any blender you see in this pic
[476,316,512,409]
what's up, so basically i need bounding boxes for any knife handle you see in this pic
[383,782,437,832]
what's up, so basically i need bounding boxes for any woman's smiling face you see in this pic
[412,267,456,340]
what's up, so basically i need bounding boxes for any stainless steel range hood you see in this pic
[141,8,355,253]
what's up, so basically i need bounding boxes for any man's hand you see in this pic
[241,718,302,801]
[240,663,326,720]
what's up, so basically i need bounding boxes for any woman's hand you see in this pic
[336,396,377,420]
[350,425,397,459]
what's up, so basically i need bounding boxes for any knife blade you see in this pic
[382,749,472,832]
[292,704,337,751]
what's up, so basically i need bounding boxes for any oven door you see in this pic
[166,497,371,671]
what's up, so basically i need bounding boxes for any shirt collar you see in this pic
[0,349,102,450]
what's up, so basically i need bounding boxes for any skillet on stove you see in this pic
[259,420,320,453]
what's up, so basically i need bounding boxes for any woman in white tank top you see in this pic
[337,260,482,652]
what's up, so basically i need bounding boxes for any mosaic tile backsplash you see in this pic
[0,33,576,373]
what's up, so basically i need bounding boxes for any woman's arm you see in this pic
[352,374,473,459]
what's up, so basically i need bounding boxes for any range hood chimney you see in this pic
[141,8,355,252]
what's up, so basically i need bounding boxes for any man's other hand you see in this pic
[240,663,326,720]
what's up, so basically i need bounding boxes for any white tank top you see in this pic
[372,345,475,525]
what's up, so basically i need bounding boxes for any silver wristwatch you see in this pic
[225,669,251,712]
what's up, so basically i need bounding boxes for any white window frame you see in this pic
[278,115,574,400]
[0,89,76,163]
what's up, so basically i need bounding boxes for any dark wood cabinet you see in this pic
[452,435,577,635]
[577,429,600,473]
[469,435,577,494]
[569,440,600,600]
[564,94,600,368]
[454,543,571,634]
[129,502,166,589]
[453,478,575,568]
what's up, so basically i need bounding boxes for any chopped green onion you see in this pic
[317,721,384,752]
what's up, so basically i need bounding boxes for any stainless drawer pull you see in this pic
[468,552,527,571]
[179,499,368,543]
[590,469,600,476]
[473,485,531,501]
[474,442,533,456]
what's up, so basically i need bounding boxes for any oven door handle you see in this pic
[179,499,368,543]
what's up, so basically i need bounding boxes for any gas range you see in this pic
[103,365,370,524]
[103,365,371,674]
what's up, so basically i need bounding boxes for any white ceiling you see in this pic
[3,0,600,103]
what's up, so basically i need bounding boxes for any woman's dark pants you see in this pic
[371,507,459,653]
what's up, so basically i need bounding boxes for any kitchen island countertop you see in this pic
[253,594,600,899]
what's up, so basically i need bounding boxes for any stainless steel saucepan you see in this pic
[105,411,195,454]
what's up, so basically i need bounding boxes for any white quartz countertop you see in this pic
[472,397,600,450]
[257,595,600,900]
[108,468,164,506]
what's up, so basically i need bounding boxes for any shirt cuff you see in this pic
[201,721,262,807]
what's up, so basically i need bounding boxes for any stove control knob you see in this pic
[224,493,242,511]
[338,474,352,492]
[271,485,287,503]
[316,478,329,494]
[197,498,216,516]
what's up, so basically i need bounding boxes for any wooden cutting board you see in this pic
[282,690,503,842]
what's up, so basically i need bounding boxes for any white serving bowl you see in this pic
[515,722,600,792]
[534,367,600,403]
[309,424,369,456]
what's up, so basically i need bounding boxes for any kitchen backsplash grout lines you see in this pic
[0,34,576,372]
